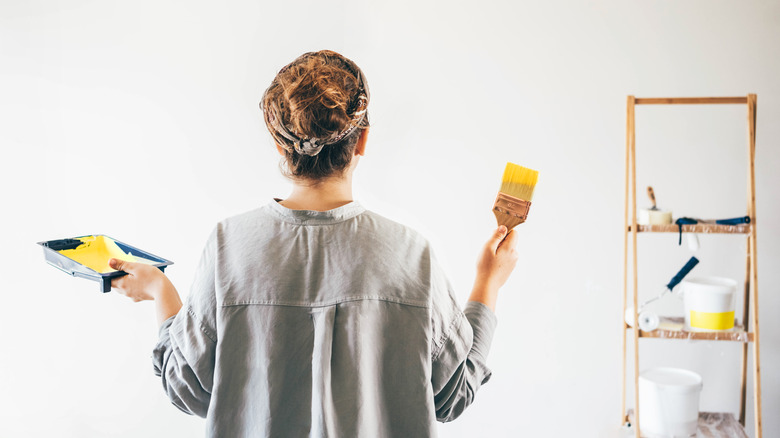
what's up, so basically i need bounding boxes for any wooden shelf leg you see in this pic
[621,96,633,427]
[628,96,640,438]
[738,237,750,425]
[747,94,762,438]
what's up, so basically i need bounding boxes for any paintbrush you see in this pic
[647,186,659,210]
[492,162,539,230]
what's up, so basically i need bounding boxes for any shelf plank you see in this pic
[635,97,748,105]
[625,411,747,438]
[632,317,754,342]
[627,223,751,234]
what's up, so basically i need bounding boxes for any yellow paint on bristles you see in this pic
[500,162,539,201]
[58,235,155,273]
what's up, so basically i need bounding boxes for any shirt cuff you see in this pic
[463,301,498,363]
[152,316,176,377]
[158,315,176,338]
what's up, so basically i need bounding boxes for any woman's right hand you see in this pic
[469,225,520,310]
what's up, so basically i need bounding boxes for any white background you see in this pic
[1,1,778,437]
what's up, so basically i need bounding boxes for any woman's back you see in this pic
[156,201,496,437]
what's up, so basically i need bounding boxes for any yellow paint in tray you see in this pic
[58,235,157,273]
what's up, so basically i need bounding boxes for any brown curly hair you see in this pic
[260,50,370,181]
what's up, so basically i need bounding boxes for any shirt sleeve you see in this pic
[429,254,499,423]
[152,227,219,418]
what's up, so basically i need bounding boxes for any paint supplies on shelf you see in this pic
[621,95,761,438]
[681,277,737,331]
[638,186,672,226]
[38,235,173,293]
[625,256,741,335]
[674,216,751,246]
[625,257,699,331]
[638,367,703,438]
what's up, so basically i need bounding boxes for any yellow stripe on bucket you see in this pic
[690,310,735,330]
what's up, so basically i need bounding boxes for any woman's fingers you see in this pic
[498,228,519,253]
[486,225,508,254]
[110,262,141,299]
[109,259,148,300]
[109,261,162,302]
[112,275,126,291]
[109,258,137,273]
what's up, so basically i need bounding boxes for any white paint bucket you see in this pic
[681,277,737,331]
[639,208,673,225]
[639,367,702,437]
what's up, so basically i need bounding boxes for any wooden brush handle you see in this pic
[647,186,657,209]
[493,193,531,230]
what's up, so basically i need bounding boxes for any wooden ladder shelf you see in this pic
[621,95,761,437]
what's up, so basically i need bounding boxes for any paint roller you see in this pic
[625,256,700,331]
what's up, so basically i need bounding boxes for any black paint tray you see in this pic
[38,235,173,293]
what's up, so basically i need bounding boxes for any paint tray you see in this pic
[37,235,173,293]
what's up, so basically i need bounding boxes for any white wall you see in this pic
[1,1,778,436]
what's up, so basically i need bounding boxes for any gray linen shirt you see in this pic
[153,200,498,437]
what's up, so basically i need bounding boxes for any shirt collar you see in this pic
[267,198,366,225]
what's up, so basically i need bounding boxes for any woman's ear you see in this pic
[355,128,369,156]
[275,144,286,156]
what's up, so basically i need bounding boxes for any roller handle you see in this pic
[665,257,699,291]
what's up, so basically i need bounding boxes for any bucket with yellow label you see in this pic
[681,277,737,331]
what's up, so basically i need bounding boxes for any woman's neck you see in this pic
[279,175,354,212]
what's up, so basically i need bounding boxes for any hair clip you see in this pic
[296,138,325,156]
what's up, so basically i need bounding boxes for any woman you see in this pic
[111,50,519,437]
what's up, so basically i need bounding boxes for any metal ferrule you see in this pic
[493,192,531,222]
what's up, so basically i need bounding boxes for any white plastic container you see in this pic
[639,367,703,437]
[639,209,673,225]
[681,277,737,331]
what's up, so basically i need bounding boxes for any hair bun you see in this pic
[261,50,370,179]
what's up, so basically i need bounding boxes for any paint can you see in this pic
[681,277,737,331]
[639,367,702,437]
